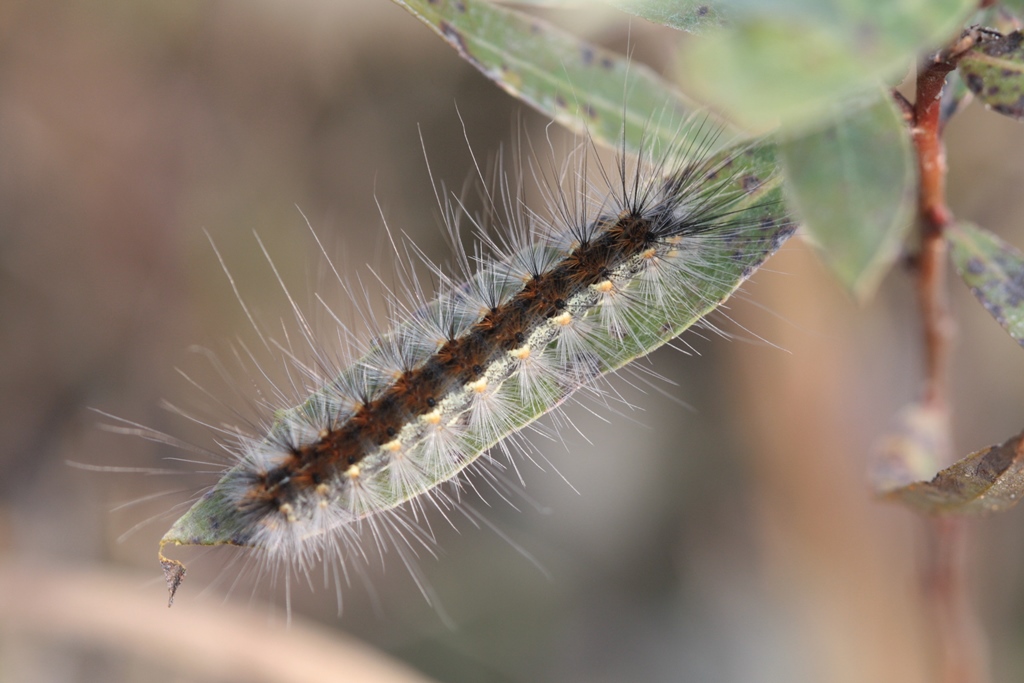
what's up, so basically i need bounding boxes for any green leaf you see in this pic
[604,0,729,34]
[158,139,794,604]
[390,0,727,158]
[1001,0,1024,19]
[883,430,1024,514]
[391,0,785,201]
[493,0,584,5]
[676,0,976,131]
[948,222,1024,346]
[958,30,1024,121]
[779,94,916,299]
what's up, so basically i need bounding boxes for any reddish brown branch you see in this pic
[908,40,989,683]
[924,518,990,683]
[912,81,953,409]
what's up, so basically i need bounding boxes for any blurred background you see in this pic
[3,1,1024,681]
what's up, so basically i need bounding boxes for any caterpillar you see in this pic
[154,121,793,607]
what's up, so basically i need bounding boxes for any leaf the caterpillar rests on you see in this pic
[154,123,793,607]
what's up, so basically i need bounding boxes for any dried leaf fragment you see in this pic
[883,430,1024,515]
[160,549,187,607]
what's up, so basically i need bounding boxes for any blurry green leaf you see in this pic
[493,0,584,5]
[948,222,1024,346]
[883,430,1024,514]
[392,0,790,203]
[974,4,1021,34]
[605,0,729,34]
[1001,0,1024,18]
[780,94,915,299]
[676,0,975,130]
[958,30,1024,121]
[391,0,725,157]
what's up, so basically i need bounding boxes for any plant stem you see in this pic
[924,517,988,683]
[909,48,988,683]
[912,56,954,412]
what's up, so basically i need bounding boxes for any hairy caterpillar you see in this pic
[154,121,793,607]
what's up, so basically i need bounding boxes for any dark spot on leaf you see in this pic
[776,224,797,244]
[965,72,984,94]
[556,94,567,108]
[454,0,466,12]
[975,441,1017,480]
[994,94,1024,119]
[440,20,481,69]
[698,5,708,15]
[741,174,761,193]
[966,257,984,275]
[601,57,613,70]
[983,298,1006,324]
[984,30,1024,56]
[581,47,594,65]
[585,103,597,119]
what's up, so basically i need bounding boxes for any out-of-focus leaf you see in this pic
[948,222,1024,346]
[605,0,729,34]
[780,94,915,299]
[973,4,1021,35]
[1001,0,1024,19]
[940,69,973,127]
[958,30,1024,121]
[676,0,975,131]
[873,403,949,494]
[493,0,584,6]
[883,431,1024,514]
[391,0,727,158]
